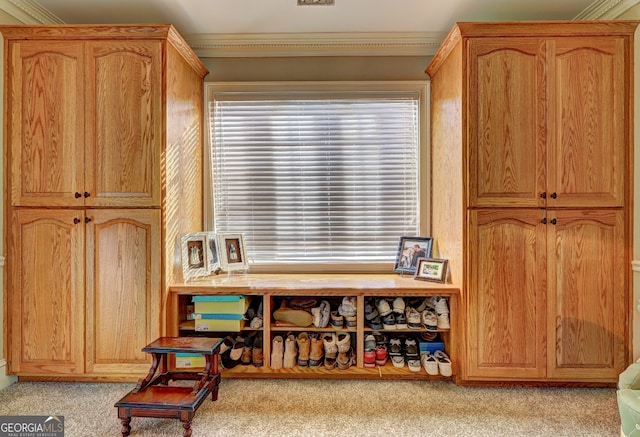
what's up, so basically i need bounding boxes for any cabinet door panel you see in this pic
[547,209,626,380]
[548,38,626,207]
[9,42,85,207]
[10,209,85,374]
[85,41,161,207]
[467,210,547,379]
[468,39,546,207]
[85,209,161,374]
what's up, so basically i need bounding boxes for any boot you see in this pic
[283,333,298,368]
[252,334,264,367]
[297,332,310,367]
[336,332,353,370]
[271,335,284,370]
[308,333,324,368]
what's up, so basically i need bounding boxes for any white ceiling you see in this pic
[34,0,597,35]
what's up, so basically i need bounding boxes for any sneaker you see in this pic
[434,296,449,314]
[421,310,438,332]
[406,307,422,329]
[391,355,405,368]
[330,310,344,328]
[437,312,450,329]
[421,351,438,375]
[392,297,405,314]
[376,298,392,316]
[344,315,357,328]
[364,334,376,352]
[434,350,452,377]
[319,300,331,328]
[338,296,357,317]
[336,333,353,370]
[407,357,422,372]
[364,300,379,321]
[388,337,402,356]
[364,334,377,368]
[395,311,408,330]
[375,344,388,366]
[382,313,396,330]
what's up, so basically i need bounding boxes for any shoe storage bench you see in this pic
[167,274,460,381]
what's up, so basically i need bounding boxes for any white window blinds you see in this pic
[209,85,423,267]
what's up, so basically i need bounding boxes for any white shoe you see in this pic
[434,350,452,377]
[421,352,439,375]
[436,312,450,329]
[434,296,449,314]
[421,310,438,332]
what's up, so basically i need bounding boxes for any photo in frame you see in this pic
[415,258,449,283]
[393,236,433,275]
[205,232,221,274]
[217,232,248,272]
[181,232,209,280]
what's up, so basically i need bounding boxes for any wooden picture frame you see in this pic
[217,232,248,272]
[415,258,448,283]
[393,236,433,275]
[181,232,209,280]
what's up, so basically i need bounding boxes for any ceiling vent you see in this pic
[298,0,335,5]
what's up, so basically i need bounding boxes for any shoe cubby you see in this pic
[168,274,460,381]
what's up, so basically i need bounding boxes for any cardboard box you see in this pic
[175,353,205,368]
[194,317,245,332]
[192,295,251,314]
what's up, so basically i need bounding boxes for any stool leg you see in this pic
[120,417,131,436]
[181,420,192,437]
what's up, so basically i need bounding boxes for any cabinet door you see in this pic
[85,41,162,207]
[85,209,161,374]
[468,38,546,208]
[548,37,627,207]
[547,209,627,381]
[467,209,547,379]
[9,41,85,207]
[9,209,85,374]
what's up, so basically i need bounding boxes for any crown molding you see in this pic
[0,0,63,24]
[574,0,640,19]
[184,32,446,58]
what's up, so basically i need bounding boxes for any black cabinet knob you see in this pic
[84,217,92,224]
[550,218,557,225]
[74,192,82,198]
[541,218,547,224]
[550,192,557,199]
[84,192,90,198]
[540,192,547,199]
[73,217,81,224]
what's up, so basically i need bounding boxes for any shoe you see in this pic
[252,334,264,367]
[273,300,314,327]
[404,338,419,359]
[364,350,376,368]
[296,332,310,367]
[330,310,344,328]
[288,297,318,310]
[367,315,383,330]
[421,310,438,332]
[391,355,405,368]
[323,333,338,370]
[319,300,331,328]
[222,336,244,369]
[274,299,314,327]
[395,311,408,330]
[407,357,422,372]
[420,331,438,341]
[218,335,235,356]
[338,296,357,317]
[375,344,388,365]
[382,313,396,330]
[406,307,422,329]
[388,337,402,356]
[434,350,452,377]
[250,314,264,329]
[364,334,376,352]
[392,297,405,314]
[241,332,256,365]
[421,352,438,375]
[271,336,284,370]
[376,298,392,316]
[336,332,353,370]
[344,315,357,328]
[311,306,322,328]
[434,296,449,314]
[309,333,324,368]
[364,300,379,321]
[283,333,298,368]
[437,312,450,329]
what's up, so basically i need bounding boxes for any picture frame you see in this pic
[205,232,222,274]
[181,232,209,280]
[393,236,433,275]
[217,232,248,272]
[415,258,449,283]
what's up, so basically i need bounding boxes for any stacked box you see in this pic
[191,295,250,331]
[175,353,206,368]
[419,339,445,354]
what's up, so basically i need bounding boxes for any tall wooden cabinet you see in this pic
[3,25,208,379]
[427,21,636,383]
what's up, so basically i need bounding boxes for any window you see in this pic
[206,82,428,272]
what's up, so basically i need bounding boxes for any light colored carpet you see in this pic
[0,379,621,437]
